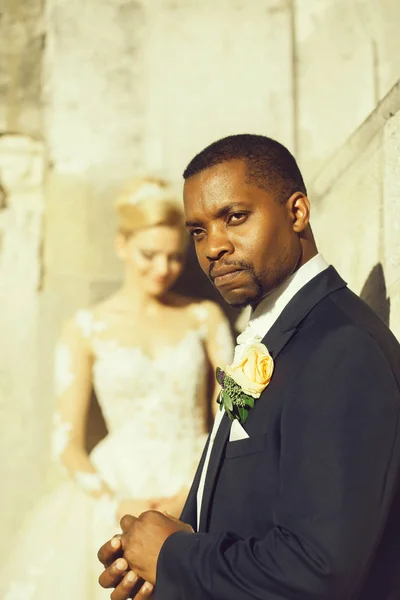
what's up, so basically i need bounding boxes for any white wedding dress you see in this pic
[1,305,233,600]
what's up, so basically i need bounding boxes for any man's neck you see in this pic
[247,253,329,339]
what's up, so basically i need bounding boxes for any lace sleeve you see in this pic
[199,301,235,415]
[51,311,116,511]
[202,302,234,366]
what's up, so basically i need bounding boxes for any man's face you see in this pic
[183,159,302,308]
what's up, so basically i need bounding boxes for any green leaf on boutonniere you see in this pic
[222,400,232,420]
[243,394,255,409]
[238,406,248,424]
[222,391,233,411]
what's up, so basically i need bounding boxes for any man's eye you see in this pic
[189,229,205,240]
[228,212,247,224]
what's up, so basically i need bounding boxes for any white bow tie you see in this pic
[236,323,262,346]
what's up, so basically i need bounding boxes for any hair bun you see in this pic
[114,176,184,237]
[115,177,175,211]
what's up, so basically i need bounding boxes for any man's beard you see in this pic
[209,259,264,310]
[230,269,264,309]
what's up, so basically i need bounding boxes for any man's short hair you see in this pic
[183,133,307,202]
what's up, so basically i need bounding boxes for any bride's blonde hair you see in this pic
[115,176,185,238]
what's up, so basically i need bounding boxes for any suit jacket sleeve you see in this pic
[154,326,400,600]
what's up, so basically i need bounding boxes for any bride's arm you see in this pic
[51,315,114,500]
[202,301,235,418]
[52,315,159,520]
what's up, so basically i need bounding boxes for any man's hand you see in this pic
[98,535,154,599]
[121,511,194,584]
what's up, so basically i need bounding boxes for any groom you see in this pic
[98,134,400,599]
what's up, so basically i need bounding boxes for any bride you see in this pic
[2,177,234,600]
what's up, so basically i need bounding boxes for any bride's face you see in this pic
[118,225,185,296]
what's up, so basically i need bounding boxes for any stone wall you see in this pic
[0,0,45,560]
[294,0,400,180]
[0,134,46,557]
[142,0,294,178]
[310,82,400,340]
[0,0,43,137]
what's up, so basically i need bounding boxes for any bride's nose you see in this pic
[153,254,169,276]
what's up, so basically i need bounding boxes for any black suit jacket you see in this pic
[155,267,400,600]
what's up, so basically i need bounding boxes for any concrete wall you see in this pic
[142,0,294,177]
[0,0,43,137]
[311,82,400,340]
[0,135,46,557]
[294,0,400,180]
[0,0,45,559]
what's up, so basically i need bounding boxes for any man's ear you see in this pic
[287,192,310,233]
[114,232,127,260]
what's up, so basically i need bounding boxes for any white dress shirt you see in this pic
[196,254,329,530]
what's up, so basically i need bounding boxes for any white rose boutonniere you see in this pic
[216,342,274,424]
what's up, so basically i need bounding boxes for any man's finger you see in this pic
[98,558,128,589]
[110,571,153,600]
[98,536,123,567]
[120,513,137,532]
[162,511,182,523]
[132,581,154,599]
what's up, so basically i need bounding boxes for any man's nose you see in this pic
[205,226,233,262]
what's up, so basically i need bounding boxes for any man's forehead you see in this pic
[183,160,248,205]
[184,159,247,188]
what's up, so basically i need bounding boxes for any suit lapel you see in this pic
[198,413,231,532]
[262,321,298,361]
[198,266,347,532]
[180,437,210,528]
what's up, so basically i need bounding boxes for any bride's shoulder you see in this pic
[171,293,226,324]
[67,302,109,340]
[189,299,223,323]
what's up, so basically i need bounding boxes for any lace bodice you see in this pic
[92,328,207,438]
[51,303,234,499]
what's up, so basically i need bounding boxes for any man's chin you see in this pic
[217,288,255,310]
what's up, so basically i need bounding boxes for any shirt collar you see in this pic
[247,254,329,340]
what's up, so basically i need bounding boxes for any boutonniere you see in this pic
[216,342,274,424]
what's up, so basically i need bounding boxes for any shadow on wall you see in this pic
[0,181,7,254]
[0,181,7,209]
[360,263,391,326]
[86,391,108,453]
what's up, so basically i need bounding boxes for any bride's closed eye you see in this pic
[139,249,156,260]
[139,249,183,263]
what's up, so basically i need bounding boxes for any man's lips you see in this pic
[211,268,244,285]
